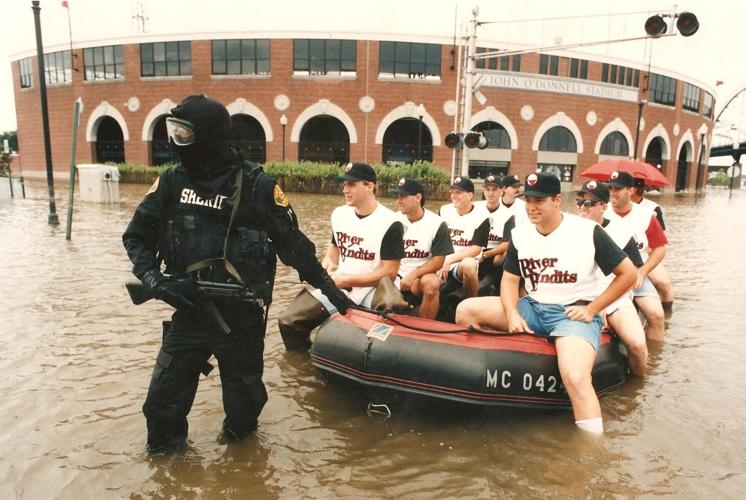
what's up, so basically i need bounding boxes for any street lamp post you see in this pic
[416,104,425,162]
[279,114,287,162]
[633,99,646,160]
[32,0,59,225]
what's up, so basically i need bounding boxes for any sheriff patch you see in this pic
[274,185,289,207]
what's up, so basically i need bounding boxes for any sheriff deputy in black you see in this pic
[122,94,351,454]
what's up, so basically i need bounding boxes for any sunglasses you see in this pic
[575,199,602,208]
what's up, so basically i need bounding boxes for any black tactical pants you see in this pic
[143,302,268,452]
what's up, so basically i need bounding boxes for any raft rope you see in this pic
[349,305,521,337]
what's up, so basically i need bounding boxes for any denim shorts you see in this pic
[517,296,603,351]
[633,276,659,298]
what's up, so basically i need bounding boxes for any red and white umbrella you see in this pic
[580,159,670,187]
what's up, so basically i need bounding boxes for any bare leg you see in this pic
[455,296,507,330]
[634,295,665,341]
[458,257,479,299]
[555,336,601,422]
[412,274,441,320]
[607,306,648,376]
[648,263,673,307]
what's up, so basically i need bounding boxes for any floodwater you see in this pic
[0,179,744,498]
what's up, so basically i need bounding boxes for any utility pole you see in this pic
[459,7,479,178]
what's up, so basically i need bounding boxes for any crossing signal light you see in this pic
[676,12,699,37]
[644,15,667,37]
[445,132,461,149]
[464,132,488,149]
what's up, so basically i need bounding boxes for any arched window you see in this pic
[472,121,510,149]
[299,115,350,164]
[676,142,692,192]
[644,137,665,169]
[539,126,577,152]
[599,131,629,156]
[95,116,125,163]
[231,114,266,164]
[151,116,178,166]
[382,118,433,164]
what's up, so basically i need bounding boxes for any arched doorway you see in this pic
[232,114,266,164]
[644,137,665,172]
[299,115,350,164]
[676,142,692,192]
[537,126,577,182]
[382,118,433,164]
[151,116,178,166]
[469,121,511,178]
[599,131,629,157]
[95,116,125,163]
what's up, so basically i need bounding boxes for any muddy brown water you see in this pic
[0,179,744,498]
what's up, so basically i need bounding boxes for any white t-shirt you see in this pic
[396,209,451,277]
[508,214,610,305]
[331,203,399,304]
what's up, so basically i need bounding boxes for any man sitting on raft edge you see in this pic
[455,173,636,435]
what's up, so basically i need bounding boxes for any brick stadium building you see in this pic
[10,30,715,191]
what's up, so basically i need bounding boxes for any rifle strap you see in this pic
[185,166,245,281]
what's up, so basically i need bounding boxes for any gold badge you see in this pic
[273,184,289,207]
[146,177,160,195]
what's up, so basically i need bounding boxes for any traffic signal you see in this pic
[676,12,699,37]
[644,15,667,37]
[444,132,461,149]
[464,132,488,149]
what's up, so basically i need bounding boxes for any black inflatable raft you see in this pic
[310,309,628,409]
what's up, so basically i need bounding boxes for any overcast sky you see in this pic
[2,0,744,135]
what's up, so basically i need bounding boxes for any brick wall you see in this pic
[11,37,713,191]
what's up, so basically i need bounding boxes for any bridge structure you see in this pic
[710,84,746,162]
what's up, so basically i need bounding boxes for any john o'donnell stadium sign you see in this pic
[478,71,639,103]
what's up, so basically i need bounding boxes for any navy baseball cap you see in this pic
[607,170,634,188]
[395,177,425,196]
[501,174,522,188]
[450,176,475,193]
[521,172,560,198]
[484,174,501,187]
[338,162,377,183]
[577,179,609,203]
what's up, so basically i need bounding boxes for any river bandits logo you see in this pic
[518,257,578,291]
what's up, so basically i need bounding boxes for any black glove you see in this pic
[141,269,201,311]
[319,276,354,315]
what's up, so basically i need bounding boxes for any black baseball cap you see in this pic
[450,176,475,193]
[338,162,377,183]
[521,172,561,198]
[501,174,522,188]
[484,174,501,187]
[607,170,634,188]
[577,179,609,203]
[395,177,425,196]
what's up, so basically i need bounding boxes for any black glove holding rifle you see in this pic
[128,270,258,335]
[139,269,201,310]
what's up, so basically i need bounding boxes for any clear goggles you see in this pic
[165,117,196,146]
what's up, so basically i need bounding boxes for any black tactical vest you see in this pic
[158,162,276,303]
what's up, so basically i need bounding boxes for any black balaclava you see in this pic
[169,94,241,194]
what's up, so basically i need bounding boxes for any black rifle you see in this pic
[125,278,265,335]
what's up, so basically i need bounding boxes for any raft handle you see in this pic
[366,403,392,418]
